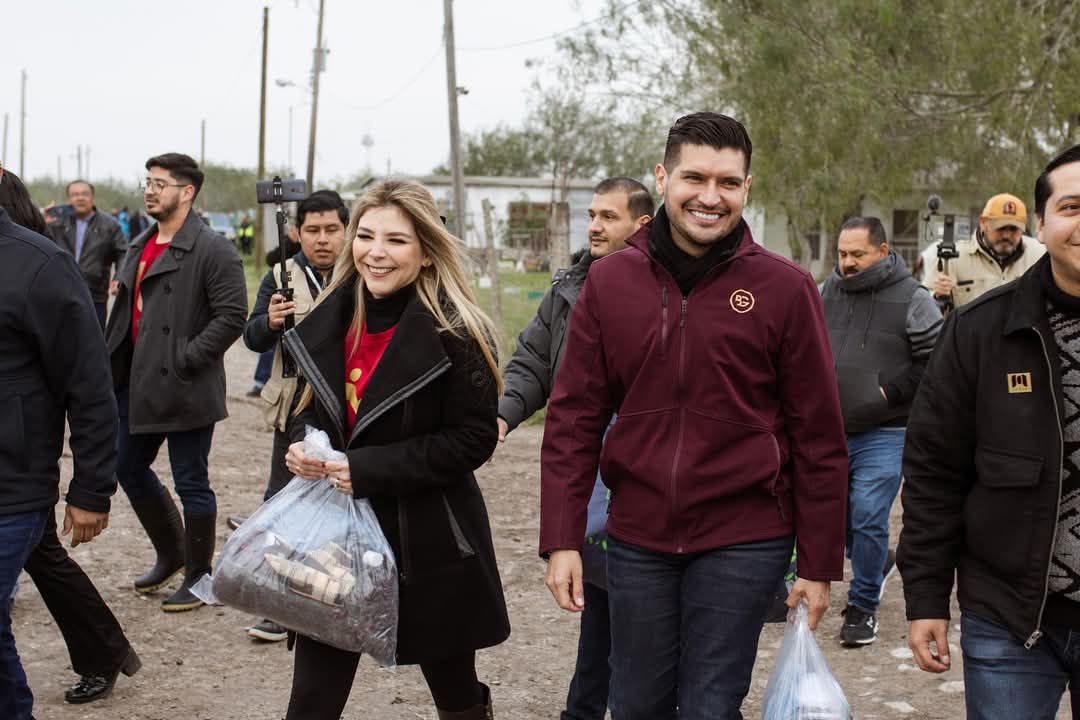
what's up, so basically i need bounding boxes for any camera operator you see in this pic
[921,193,1045,309]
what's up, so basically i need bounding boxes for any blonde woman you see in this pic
[281,179,508,719]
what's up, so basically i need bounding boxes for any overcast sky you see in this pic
[1,0,603,186]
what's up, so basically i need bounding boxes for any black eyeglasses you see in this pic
[143,178,189,194]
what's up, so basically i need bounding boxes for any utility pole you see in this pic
[482,198,502,333]
[443,0,467,240]
[85,146,91,180]
[200,119,206,166]
[255,6,270,272]
[305,0,326,189]
[77,144,83,178]
[20,69,27,175]
[56,155,61,184]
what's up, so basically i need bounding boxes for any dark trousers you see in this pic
[285,635,482,719]
[93,302,106,332]
[607,535,794,720]
[22,509,130,677]
[265,428,293,502]
[561,581,610,720]
[116,389,216,515]
[0,508,48,720]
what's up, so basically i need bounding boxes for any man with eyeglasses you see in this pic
[104,153,247,614]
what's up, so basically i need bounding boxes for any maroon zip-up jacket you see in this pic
[539,221,848,581]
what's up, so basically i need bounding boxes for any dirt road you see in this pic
[15,342,1071,719]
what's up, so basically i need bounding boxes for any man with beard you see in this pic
[230,189,349,642]
[540,113,848,718]
[922,193,1045,309]
[499,177,653,720]
[820,217,942,647]
[105,153,247,613]
[44,180,128,329]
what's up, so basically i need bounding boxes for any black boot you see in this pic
[436,683,494,720]
[64,646,142,704]
[129,493,185,594]
[161,512,216,613]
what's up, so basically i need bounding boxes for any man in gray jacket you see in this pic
[498,177,652,720]
[45,180,128,329]
[105,153,247,614]
[820,216,942,646]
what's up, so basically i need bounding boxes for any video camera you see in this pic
[256,176,308,378]
[926,195,957,261]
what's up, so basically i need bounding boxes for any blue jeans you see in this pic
[0,509,49,720]
[845,427,904,613]
[607,534,794,720]
[254,349,274,387]
[961,611,1080,719]
[116,389,216,515]
[561,582,610,720]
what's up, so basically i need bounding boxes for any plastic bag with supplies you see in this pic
[761,600,852,720]
[192,427,398,665]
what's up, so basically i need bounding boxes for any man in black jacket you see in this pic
[0,174,123,719]
[45,180,128,329]
[105,153,247,614]
[899,144,1080,719]
[820,217,941,647]
[498,177,652,720]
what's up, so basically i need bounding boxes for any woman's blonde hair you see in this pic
[295,178,502,415]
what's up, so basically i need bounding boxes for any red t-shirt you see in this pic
[132,233,170,344]
[344,323,398,432]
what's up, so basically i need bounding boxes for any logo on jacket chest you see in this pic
[730,289,755,314]
[1007,372,1033,394]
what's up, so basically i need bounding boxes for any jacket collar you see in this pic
[828,251,910,294]
[625,214,757,262]
[284,280,450,446]
[1004,254,1051,336]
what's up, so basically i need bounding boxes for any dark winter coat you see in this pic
[540,220,849,581]
[498,252,592,431]
[899,255,1071,647]
[820,252,943,433]
[47,210,128,304]
[283,280,510,664]
[105,209,247,433]
[0,208,118,515]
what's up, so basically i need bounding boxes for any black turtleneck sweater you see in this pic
[648,205,746,296]
[362,283,413,333]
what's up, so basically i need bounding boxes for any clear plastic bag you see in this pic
[761,601,852,720]
[194,428,398,665]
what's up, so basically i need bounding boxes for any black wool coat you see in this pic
[283,281,510,664]
[106,210,247,433]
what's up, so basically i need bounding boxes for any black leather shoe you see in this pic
[64,647,142,704]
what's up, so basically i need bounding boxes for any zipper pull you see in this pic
[662,285,668,308]
[1024,629,1043,649]
[680,297,688,328]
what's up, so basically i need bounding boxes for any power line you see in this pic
[326,44,444,112]
[458,0,646,52]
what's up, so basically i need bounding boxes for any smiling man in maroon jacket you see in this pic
[540,112,848,719]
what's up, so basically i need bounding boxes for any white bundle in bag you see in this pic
[762,601,852,720]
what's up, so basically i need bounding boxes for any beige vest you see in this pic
[260,258,320,431]
[921,234,1045,309]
